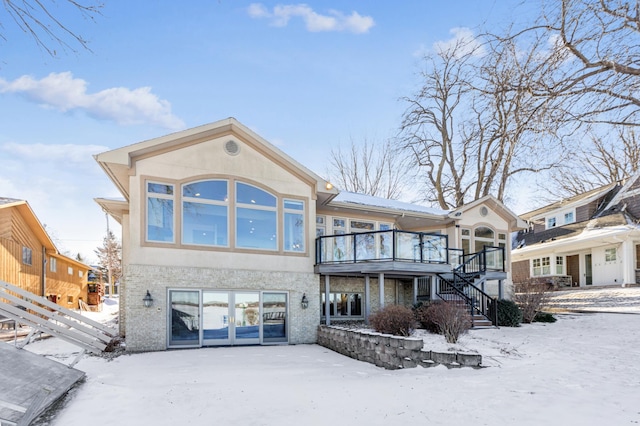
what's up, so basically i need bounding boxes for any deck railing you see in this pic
[456,246,505,274]
[315,230,449,265]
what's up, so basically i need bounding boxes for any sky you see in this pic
[0,1,536,262]
[19,288,640,425]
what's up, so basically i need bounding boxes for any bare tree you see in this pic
[1,0,102,56]
[505,0,640,127]
[399,32,564,209]
[327,137,408,200]
[551,126,640,195]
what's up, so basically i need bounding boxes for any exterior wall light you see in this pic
[301,293,309,309]
[143,290,154,308]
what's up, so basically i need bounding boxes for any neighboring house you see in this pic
[512,174,640,288]
[0,198,92,308]
[94,117,526,352]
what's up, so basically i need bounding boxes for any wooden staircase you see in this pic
[0,280,118,356]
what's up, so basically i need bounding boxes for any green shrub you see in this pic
[496,299,522,327]
[533,311,557,323]
[413,300,444,334]
[369,304,416,336]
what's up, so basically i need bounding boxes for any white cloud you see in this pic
[432,27,485,58]
[0,72,185,129]
[1,141,107,165]
[247,3,374,34]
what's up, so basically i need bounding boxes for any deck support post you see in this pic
[498,279,503,299]
[365,275,370,324]
[324,275,331,325]
[378,273,385,309]
[413,277,418,305]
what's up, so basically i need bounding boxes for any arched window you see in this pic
[182,180,228,246]
[236,182,277,250]
[474,226,495,252]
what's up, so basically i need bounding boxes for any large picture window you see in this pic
[146,178,306,253]
[182,180,228,246]
[236,182,277,250]
[147,182,175,242]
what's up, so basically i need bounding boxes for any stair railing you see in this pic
[436,272,498,326]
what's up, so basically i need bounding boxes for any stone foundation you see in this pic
[317,325,482,370]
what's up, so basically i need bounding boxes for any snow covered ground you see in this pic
[19,291,640,425]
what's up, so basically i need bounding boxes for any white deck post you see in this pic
[413,277,418,305]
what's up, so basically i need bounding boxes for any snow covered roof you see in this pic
[329,191,450,217]
[513,217,640,256]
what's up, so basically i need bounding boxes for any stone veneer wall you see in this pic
[317,326,482,370]
[123,264,319,352]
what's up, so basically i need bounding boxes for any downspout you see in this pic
[41,246,47,297]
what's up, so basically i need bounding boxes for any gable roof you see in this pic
[0,198,91,269]
[94,117,338,204]
[519,183,619,221]
[0,198,57,252]
[449,195,528,230]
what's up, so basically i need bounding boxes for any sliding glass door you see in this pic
[170,290,287,348]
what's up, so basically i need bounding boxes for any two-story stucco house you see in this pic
[512,172,640,288]
[95,118,525,352]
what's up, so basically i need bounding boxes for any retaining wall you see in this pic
[317,325,482,370]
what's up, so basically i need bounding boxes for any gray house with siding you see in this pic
[512,173,640,288]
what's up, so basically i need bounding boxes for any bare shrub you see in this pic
[413,300,443,334]
[420,302,471,343]
[369,305,416,336]
[513,279,549,323]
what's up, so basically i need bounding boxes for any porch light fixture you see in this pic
[143,290,154,308]
[301,293,309,309]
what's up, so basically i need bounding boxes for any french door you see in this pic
[202,291,260,346]
[168,289,287,348]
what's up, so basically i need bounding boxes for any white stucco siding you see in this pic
[457,204,510,231]
[134,137,311,195]
[124,136,316,272]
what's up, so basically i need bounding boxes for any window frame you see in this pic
[143,177,308,255]
[22,246,32,266]
[146,181,176,244]
[283,199,305,253]
[235,182,278,251]
[321,292,364,318]
[181,179,229,247]
[605,248,617,262]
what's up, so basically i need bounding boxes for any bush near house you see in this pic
[413,300,443,334]
[416,301,471,343]
[369,304,416,336]
[533,311,557,323]
[495,299,523,327]
[513,279,549,323]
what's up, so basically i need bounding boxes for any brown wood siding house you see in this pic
[0,198,90,308]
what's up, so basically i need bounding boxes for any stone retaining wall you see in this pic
[317,325,482,370]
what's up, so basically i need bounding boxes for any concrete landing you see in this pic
[0,342,85,425]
